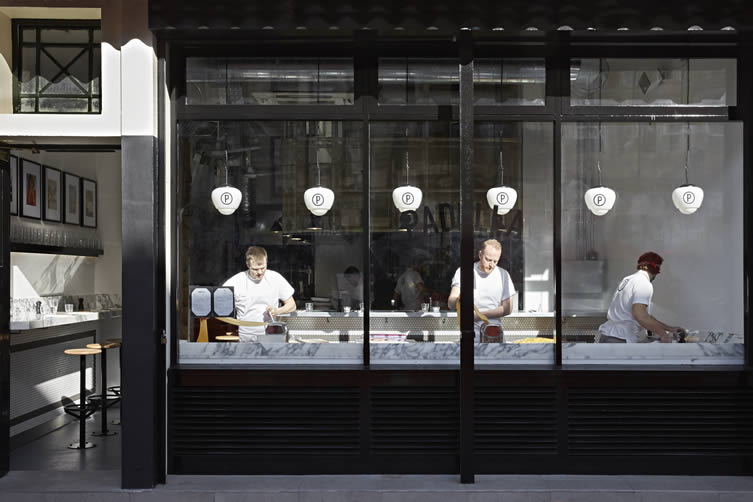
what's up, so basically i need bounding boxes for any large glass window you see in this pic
[473,122,555,363]
[13,20,101,113]
[570,58,737,107]
[177,120,364,363]
[186,58,354,105]
[369,122,461,364]
[562,122,744,364]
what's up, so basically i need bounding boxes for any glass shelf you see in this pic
[10,242,103,257]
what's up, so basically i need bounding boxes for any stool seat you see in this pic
[105,338,122,346]
[86,342,119,350]
[215,335,240,341]
[65,348,101,356]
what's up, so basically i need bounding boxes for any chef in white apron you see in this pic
[598,251,684,343]
[223,246,296,342]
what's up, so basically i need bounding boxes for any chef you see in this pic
[447,239,516,341]
[598,251,684,343]
[222,246,296,342]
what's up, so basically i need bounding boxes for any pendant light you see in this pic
[304,128,335,217]
[584,122,616,216]
[672,123,704,214]
[211,150,242,215]
[392,149,423,212]
[486,149,517,215]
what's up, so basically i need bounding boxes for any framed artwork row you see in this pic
[9,155,97,228]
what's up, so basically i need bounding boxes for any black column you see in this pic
[740,31,752,367]
[121,135,161,488]
[0,151,11,477]
[458,29,475,484]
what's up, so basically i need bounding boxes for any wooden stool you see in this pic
[64,348,101,450]
[105,338,122,425]
[86,342,121,437]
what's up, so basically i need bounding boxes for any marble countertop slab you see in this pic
[178,339,362,364]
[287,311,562,318]
[10,309,122,331]
[563,342,744,364]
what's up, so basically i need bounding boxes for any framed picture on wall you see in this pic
[9,155,18,215]
[20,159,42,219]
[64,172,81,225]
[81,177,97,228]
[43,166,62,222]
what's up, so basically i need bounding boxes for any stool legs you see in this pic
[91,348,117,437]
[68,354,95,450]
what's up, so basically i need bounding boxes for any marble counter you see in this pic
[10,309,122,331]
[179,339,362,364]
[563,342,744,364]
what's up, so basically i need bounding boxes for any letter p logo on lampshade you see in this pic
[211,185,242,215]
[392,185,423,212]
[304,186,335,216]
[584,185,616,216]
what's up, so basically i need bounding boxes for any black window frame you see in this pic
[11,18,102,114]
[168,30,748,369]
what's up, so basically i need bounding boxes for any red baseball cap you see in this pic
[637,251,663,274]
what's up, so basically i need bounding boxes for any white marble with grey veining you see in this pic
[179,340,362,364]
[370,342,460,364]
[563,342,744,364]
[475,342,555,363]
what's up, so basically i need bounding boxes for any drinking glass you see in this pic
[305,302,314,312]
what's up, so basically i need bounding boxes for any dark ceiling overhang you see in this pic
[149,0,752,33]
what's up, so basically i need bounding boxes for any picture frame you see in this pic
[43,165,62,222]
[20,159,42,219]
[81,177,97,228]
[64,172,81,225]
[9,155,18,215]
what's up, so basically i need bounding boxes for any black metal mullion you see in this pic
[458,29,475,485]
[739,31,752,367]
[35,27,40,113]
[88,27,93,112]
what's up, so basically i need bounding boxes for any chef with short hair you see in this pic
[223,246,296,342]
[598,251,684,343]
[447,239,516,341]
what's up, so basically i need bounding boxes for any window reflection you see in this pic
[570,58,736,107]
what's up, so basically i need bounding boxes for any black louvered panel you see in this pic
[371,386,459,454]
[569,388,753,455]
[171,387,360,455]
[474,387,558,454]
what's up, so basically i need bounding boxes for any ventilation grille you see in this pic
[171,387,360,455]
[569,388,753,455]
[371,386,459,454]
[474,387,558,454]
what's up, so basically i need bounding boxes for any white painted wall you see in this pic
[562,122,744,335]
[10,150,122,298]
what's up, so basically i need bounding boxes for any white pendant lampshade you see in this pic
[486,186,518,215]
[672,124,704,215]
[672,184,704,215]
[304,186,335,216]
[211,185,242,215]
[584,185,616,216]
[392,185,423,212]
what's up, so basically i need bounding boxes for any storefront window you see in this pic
[186,58,354,105]
[369,122,460,364]
[562,122,743,364]
[473,122,555,363]
[177,120,364,363]
[378,58,546,106]
[570,58,736,107]
[474,59,546,106]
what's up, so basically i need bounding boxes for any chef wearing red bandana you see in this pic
[598,252,685,343]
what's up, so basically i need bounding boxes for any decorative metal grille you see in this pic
[13,19,101,114]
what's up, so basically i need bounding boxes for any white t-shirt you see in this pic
[394,268,424,311]
[222,269,295,341]
[451,263,516,338]
[598,270,653,343]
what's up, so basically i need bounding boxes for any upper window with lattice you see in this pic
[13,19,101,113]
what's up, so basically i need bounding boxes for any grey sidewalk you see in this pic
[3,471,753,502]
